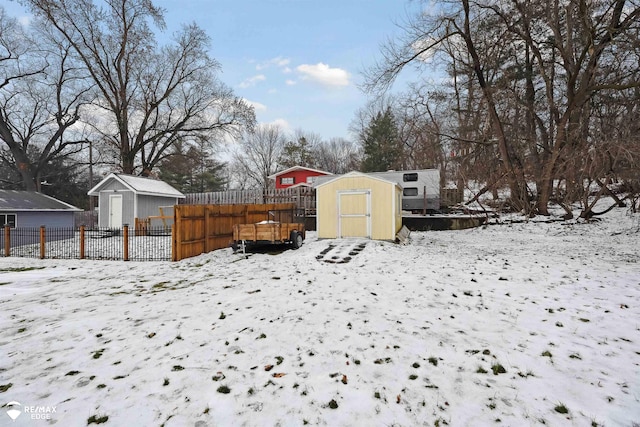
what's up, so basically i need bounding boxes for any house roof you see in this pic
[314,171,402,189]
[87,173,185,198]
[0,190,82,212]
[267,165,333,179]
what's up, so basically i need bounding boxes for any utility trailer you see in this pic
[231,206,306,253]
[231,221,305,253]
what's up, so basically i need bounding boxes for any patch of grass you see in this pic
[87,414,109,424]
[0,383,13,393]
[374,391,381,399]
[247,387,255,395]
[17,327,26,333]
[65,370,80,376]
[171,365,184,371]
[428,357,438,366]
[163,378,169,386]
[96,384,106,389]
[569,353,582,360]
[476,367,488,374]
[578,318,590,323]
[374,357,392,364]
[491,364,506,375]
[256,333,267,339]
[412,362,420,368]
[276,356,284,365]
[554,403,569,414]
[92,349,105,359]
[409,374,418,380]
[217,385,231,394]
[328,399,338,409]
[219,312,226,320]
[541,350,553,358]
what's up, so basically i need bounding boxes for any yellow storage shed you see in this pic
[316,171,403,241]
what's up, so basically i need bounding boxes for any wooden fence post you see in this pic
[4,226,9,257]
[204,207,210,253]
[123,225,129,261]
[80,225,85,259]
[40,226,45,259]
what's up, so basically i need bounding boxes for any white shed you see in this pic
[88,173,185,228]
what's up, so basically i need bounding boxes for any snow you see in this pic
[1,206,639,426]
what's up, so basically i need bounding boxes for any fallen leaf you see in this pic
[397,394,401,404]
[264,365,273,371]
[147,332,156,338]
[272,373,286,378]
[341,375,348,384]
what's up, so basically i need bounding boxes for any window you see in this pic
[0,213,17,228]
[403,173,418,182]
[281,177,295,185]
[306,176,315,184]
[403,188,419,196]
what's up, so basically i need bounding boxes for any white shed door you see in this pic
[109,194,123,228]
[338,190,371,238]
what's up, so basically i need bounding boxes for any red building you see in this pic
[269,166,333,189]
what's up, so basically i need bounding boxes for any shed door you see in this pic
[338,190,371,238]
[109,194,123,228]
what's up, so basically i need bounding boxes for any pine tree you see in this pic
[360,107,402,172]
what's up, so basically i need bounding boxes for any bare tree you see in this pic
[364,0,640,215]
[314,137,361,174]
[231,124,286,191]
[0,7,93,190]
[25,0,255,176]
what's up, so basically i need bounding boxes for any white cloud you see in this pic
[238,74,266,89]
[282,67,292,74]
[244,99,267,112]
[256,56,291,71]
[285,79,297,86]
[296,63,350,87]
[411,38,438,62]
[267,118,291,132]
[18,15,32,27]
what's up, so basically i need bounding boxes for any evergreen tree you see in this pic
[278,136,315,169]
[158,141,227,194]
[360,107,402,172]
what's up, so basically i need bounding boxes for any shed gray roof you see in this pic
[88,173,185,198]
[0,190,82,211]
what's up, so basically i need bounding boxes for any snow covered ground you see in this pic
[0,206,639,426]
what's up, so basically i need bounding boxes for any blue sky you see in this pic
[154,0,423,141]
[5,0,425,141]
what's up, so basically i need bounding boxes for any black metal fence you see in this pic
[1,226,172,261]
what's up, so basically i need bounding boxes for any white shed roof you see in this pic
[88,173,185,198]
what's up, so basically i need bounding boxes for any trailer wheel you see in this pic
[290,231,303,249]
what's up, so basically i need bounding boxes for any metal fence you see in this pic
[1,226,172,261]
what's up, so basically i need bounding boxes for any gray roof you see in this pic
[0,190,82,211]
[88,173,185,198]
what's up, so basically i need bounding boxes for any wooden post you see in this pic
[204,207,210,253]
[123,225,129,261]
[80,225,85,259]
[4,226,10,257]
[40,226,45,259]
[173,207,181,261]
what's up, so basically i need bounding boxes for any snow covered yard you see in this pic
[0,208,639,426]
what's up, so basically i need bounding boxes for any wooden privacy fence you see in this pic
[184,187,316,214]
[172,203,298,261]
